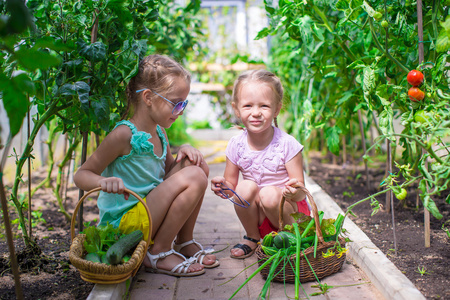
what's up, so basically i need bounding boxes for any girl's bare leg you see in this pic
[168,159,217,265]
[230,180,261,257]
[142,165,207,273]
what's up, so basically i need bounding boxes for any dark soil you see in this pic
[307,152,450,300]
[0,153,449,299]
[0,171,97,300]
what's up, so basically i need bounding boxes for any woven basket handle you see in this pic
[278,185,324,244]
[70,187,153,248]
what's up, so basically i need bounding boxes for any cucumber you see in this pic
[280,231,297,247]
[274,232,291,249]
[106,230,143,265]
[84,252,102,263]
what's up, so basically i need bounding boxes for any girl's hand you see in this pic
[282,178,304,200]
[98,177,129,200]
[211,176,227,198]
[176,145,205,167]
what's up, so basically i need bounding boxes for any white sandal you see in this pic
[145,249,205,277]
[173,239,220,269]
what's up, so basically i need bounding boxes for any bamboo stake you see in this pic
[342,136,346,166]
[383,7,397,249]
[416,0,430,248]
[1,137,24,300]
[385,142,392,213]
[78,9,100,232]
[27,108,32,237]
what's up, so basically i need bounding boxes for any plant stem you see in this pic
[10,101,72,246]
[368,18,409,73]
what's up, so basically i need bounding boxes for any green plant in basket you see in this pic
[82,222,121,256]
[228,211,348,299]
[80,223,143,265]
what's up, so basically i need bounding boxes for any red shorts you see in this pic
[258,199,310,238]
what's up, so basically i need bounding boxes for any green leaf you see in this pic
[378,109,395,140]
[15,47,61,71]
[363,67,375,96]
[0,73,33,137]
[424,196,443,220]
[107,0,133,25]
[59,81,90,112]
[34,36,76,52]
[436,29,450,53]
[335,0,350,10]
[321,218,337,236]
[375,84,391,107]
[78,41,107,62]
[255,27,271,40]
[83,226,102,253]
[336,90,354,105]
[326,126,342,155]
[361,1,376,18]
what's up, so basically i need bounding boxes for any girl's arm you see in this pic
[284,152,306,201]
[74,125,132,195]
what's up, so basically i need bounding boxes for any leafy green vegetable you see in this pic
[287,211,336,237]
[82,223,121,255]
[321,218,337,236]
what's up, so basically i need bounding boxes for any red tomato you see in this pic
[408,87,425,102]
[407,70,424,86]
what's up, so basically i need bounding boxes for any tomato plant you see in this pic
[407,70,424,86]
[257,0,450,225]
[1,0,205,247]
[408,87,425,102]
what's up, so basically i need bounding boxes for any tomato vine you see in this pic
[258,0,449,222]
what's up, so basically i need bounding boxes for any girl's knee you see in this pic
[235,180,259,200]
[185,166,208,187]
[260,186,281,209]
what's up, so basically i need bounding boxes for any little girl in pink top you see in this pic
[211,70,310,259]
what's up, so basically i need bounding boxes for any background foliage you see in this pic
[0,0,205,247]
[257,0,449,221]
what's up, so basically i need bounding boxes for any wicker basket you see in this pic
[255,185,346,283]
[69,187,152,284]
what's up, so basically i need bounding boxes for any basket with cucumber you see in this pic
[69,187,152,284]
[254,185,347,285]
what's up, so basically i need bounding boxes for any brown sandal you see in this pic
[230,236,259,259]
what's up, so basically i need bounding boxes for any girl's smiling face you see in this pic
[232,81,281,134]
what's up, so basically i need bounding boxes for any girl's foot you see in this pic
[230,236,260,259]
[144,249,204,276]
[173,239,220,269]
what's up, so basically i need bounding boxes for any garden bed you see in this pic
[307,152,450,300]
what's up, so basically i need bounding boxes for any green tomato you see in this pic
[381,20,389,28]
[414,110,428,123]
[395,188,407,201]
[373,12,383,21]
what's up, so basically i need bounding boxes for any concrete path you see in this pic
[86,131,425,300]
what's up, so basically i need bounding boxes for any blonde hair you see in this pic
[123,54,191,119]
[231,69,283,128]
